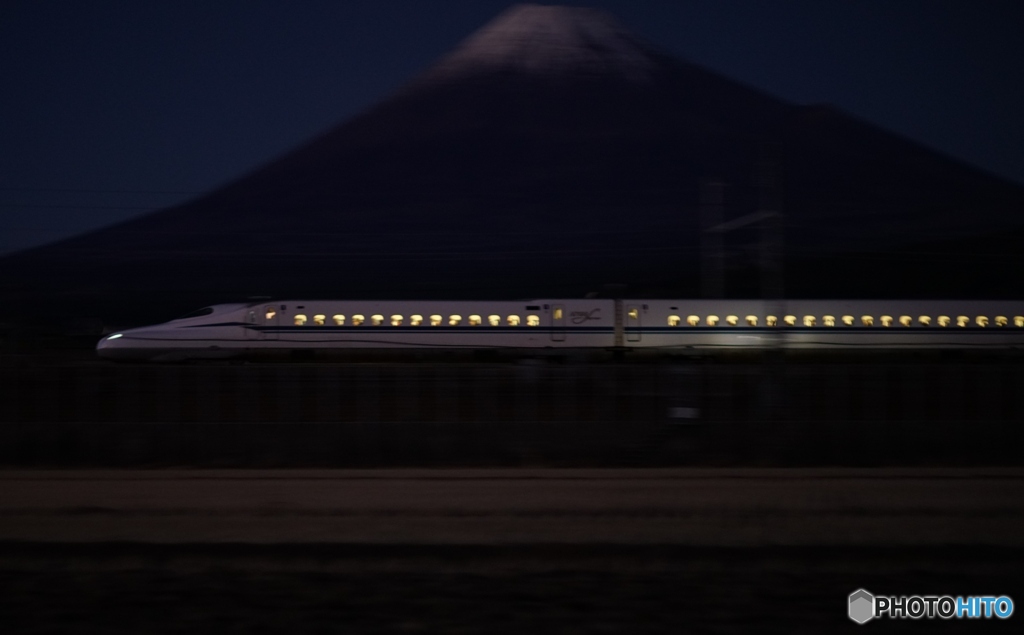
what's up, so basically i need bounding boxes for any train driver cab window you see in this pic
[956,315,969,328]
[918,316,931,326]
[667,315,681,326]
[995,316,1008,327]
[507,315,521,326]
[745,315,758,326]
[333,315,345,326]
[842,315,854,326]
[823,315,835,327]
[899,316,912,327]
[976,316,989,328]
[352,314,365,326]
[687,315,700,326]
[766,315,778,327]
[880,315,893,327]
[294,314,307,326]
[410,314,423,326]
[938,316,951,327]
[265,307,277,321]
[1015,316,1024,328]
[469,315,482,326]
[706,315,719,326]
[391,315,403,326]
[430,315,442,327]
[861,316,874,327]
[313,314,325,326]
[371,314,384,326]
[527,315,540,327]
[488,315,500,326]
[449,315,462,326]
[783,315,796,326]
[726,315,738,326]
[803,315,816,327]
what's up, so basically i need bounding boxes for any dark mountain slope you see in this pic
[4,4,1023,324]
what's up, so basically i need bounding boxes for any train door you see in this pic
[245,309,259,340]
[550,304,566,342]
[263,305,279,340]
[626,305,641,342]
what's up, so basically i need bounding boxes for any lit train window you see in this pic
[553,308,563,320]
[1015,316,1024,327]
[687,315,700,326]
[784,315,796,326]
[976,316,989,328]
[726,315,738,326]
[265,308,277,321]
[707,315,719,326]
[803,316,816,327]
[627,308,639,320]
[918,316,931,326]
[507,315,521,326]
[899,316,911,327]
[313,314,325,326]
[469,315,482,326]
[391,315,403,326]
[294,314,307,326]
[352,314,364,326]
[449,315,462,326]
[995,316,1008,327]
[527,315,540,327]
[333,315,345,326]
[956,316,969,328]
[746,315,758,326]
[430,315,442,327]
[823,315,835,327]
[488,315,500,326]
[371,314,384,326]
[410,315,423,326]
[842,315,854,326]
[667,315,681,326]
[861,316,874,326]
[880,316,893,327]
[938,316,950,327]
[766,316,777,327]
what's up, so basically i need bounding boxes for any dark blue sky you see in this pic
[2,0,1023,254]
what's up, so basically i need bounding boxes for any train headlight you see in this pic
[106,333,123,340]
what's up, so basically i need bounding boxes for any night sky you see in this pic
[3,0,1023,255]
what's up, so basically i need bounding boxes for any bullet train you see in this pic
[96,299,1024,361]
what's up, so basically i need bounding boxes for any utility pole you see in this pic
[700,180,725,298]
[756,144,785,425]
[757,148,784,304]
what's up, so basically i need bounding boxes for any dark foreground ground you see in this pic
[1,469,1022,633]
[3,543,1021,634]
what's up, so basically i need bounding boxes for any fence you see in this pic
[0,356,1020,466]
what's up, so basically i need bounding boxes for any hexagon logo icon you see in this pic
[849,589,875,624]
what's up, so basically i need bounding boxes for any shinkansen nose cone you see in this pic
[95,303,253,362]
[96,331,140,361]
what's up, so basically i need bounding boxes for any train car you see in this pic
[96,299,613,361]
[630,300,1024,350]
[96,298,1024,361]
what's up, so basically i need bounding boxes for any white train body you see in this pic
[96,299,1024,361]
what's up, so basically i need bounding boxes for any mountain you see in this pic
[4,4,1024,324]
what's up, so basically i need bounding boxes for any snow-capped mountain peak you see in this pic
[424,4,657,81]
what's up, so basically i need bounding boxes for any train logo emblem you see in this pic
[570,309,601,324]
